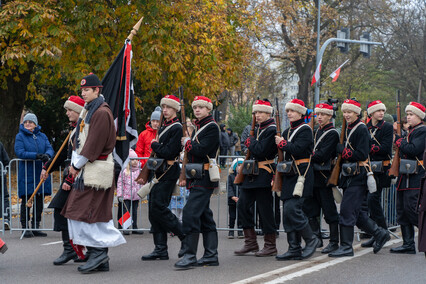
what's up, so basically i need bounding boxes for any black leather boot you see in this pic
[196,231,219,266]
[178,234,187,258]
[359,218,390,254]
[78,247,109,273]
[322,222,339,254]
[300,224,320,259]
[142,232,169,260]
[361,237,375,248]
[53,231,78,265]
[329,225,354,257]
[308,218,323,248]
[276,231,302,260]
[390,225,416,254]
[32,222,47,237]
[174,233,199,269]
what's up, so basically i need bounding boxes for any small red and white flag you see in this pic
[118,211,132,229]
[329,59,349,82]
[311,59,322,86]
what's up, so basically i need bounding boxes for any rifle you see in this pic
[136,112,164,184]
[327,86,351,186]
[234,113,256,184]
[178,86,188,184]
[388,90,401,177]
[272,98,283,192]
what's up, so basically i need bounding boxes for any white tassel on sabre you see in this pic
[366,172,377,193]
[293,176,305,197]
[332,187,343,203]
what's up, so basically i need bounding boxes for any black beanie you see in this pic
[80,73,103,88]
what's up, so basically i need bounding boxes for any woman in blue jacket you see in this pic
[14,113,54,238]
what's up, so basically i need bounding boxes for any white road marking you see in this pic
[232,238,403,284]
[41,241,62,246]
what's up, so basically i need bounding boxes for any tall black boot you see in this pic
[53,231,78,265]
[390,225,416,254]
[32,222,47,237]
[322,222,339,254]
[196,231,219,266]
[359,218,390,254]
[276,231,302,260]
[142,232,169,260]
[308,218,323,248]
[300,224,320,259]
[78,247,109,273]
[329,225,354,257]
[174,233,199,269]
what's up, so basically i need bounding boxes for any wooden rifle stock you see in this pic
[272,98,283,192]
[234,113,256,184]
[136,113,164,184]
[388,90,401,177]
[327,118,346,187]
[178,87,188,184]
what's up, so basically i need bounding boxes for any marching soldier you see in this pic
[390,102,425,254]
[234,99,278,257]
[275,99,319,260]
[361,100,393,248]
[140,95,185,261]
[175,96,220,269]
[329,99,389,257]
[303,103,340,254]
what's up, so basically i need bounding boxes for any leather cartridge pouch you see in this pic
[147,157,165,172]
[313,160,331,171]
[276,161,295,175]
[185,163,204,179]
[370,161,384,173]
[399,159,418,175]
[242,160,259,176]
[341,162,360,177]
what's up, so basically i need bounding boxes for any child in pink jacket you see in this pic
[117,149,143,235]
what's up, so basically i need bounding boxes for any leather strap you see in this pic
[294,158,310,166]
[258,159,274,174]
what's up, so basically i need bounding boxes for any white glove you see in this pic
[182,137,191,147]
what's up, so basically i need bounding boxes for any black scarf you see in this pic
[75,95,105,149]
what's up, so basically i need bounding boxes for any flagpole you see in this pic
[314,0,321,105]
[127,17,144,41]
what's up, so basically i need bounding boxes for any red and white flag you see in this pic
[118,211,132,229]
[329,59,349,82]
[311,59,322,86]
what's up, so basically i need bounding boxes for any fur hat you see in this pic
[285,99,307,115]
[160,94,180,111]
[64,96,85,114]
[192,96,213,110]
[314,103,333,116]
[341,99,361,115]
[151,106,162,121]
[252,99,273,114]
[367,100,387,116]
[23,113,38,126]
[80,73,102,88]
[405,101,425,120]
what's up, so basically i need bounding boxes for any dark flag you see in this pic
[101,39,138,170]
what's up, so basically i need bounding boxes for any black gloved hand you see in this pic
[36,154,50,163]
[336,144,345,154]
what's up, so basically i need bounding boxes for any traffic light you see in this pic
[360,32,371,58]
[213,110,223,121]
[327,98,339,119]
[337,28,350,53]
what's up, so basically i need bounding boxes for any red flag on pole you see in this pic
[118,211,132,229]
[311,59,322,86]
[330,59,350,82]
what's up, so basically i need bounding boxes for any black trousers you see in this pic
[282,197,308,232]
[366,185,387,229]
[53,208,68,231]
[1,176,10,221]
[238,187,276,234]
[148,180,183,235]
[20,194,43,227]
[182,186,216,234]
[304,186,339,224]
[117,200,139,229]
[396,189,419,226]
[340,185,370,227]
[228,203,242,229]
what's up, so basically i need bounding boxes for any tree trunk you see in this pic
[297,60,314,106]
[0,68,32,157]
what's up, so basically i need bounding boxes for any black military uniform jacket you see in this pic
[312,122,339,188]
[367,119,393,188]
[278,118,314,200]
[339,118,369,189]
[151,117,183,181]
[184,115,220,189]
[396,122,426,190]
[242,118,277,189]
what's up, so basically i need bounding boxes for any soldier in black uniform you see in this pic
[361,100,393,248]
[41,96,86,265]
[140,95,185,261]
[234,99,278,257]
[275,99,319,260]
[390,101,426,254]
[329,99,389,258]
[175,96,220,269]
[303,103,340,254]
